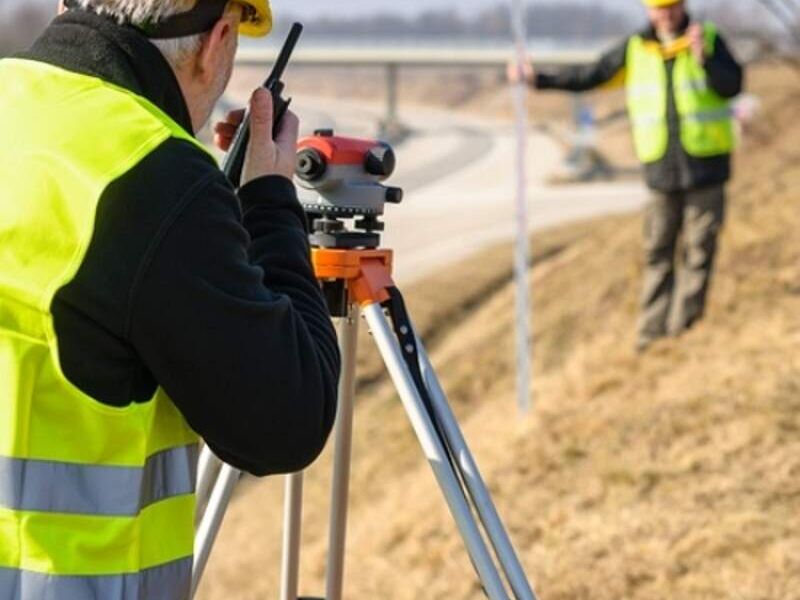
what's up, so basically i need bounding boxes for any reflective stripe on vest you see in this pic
[0,444,198,516]
[0,558,191,600]
[0,58,208,594]
[625,23,735,163]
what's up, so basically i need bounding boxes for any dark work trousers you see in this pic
[638,184,726,348]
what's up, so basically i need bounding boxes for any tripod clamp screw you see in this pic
[385,186,403,204]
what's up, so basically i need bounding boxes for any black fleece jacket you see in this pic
[17,10,340,476]
[535,18,744,193]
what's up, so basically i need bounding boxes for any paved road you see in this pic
[218,90,649,284]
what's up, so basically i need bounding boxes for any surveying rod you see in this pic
[510,0,532,415]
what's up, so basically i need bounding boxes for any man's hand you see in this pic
[507,59,535,86]
[213,88,299,184]
[687,23,706,64]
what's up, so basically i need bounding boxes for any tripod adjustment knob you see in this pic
[365,143,396,177]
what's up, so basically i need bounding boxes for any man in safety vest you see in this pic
[0,1,340,597]
[510,0,743,351]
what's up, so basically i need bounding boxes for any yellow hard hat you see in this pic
[236,0,273,37]
[642,0,682,7]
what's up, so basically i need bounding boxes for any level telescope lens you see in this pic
[296,148,327,181]
[365,144,396,178]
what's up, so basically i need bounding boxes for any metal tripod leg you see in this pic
[278,308,361,600]
[325,306,360,600]
[192,463,241,597]
[417,339,537,600]
[280,471,305,600]
[189,282,536,598]
[196,446,223,526]
[196,445,216,506]
[362,302,511,600]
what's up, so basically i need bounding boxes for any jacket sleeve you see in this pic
[128,171,340,477]
[705,33,744,99]
[534,37,628,93]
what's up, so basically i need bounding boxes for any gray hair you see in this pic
[72,0,225,67]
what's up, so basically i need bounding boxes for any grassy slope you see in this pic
[198,62,800,600]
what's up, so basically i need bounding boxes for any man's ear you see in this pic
[194,14,237,84]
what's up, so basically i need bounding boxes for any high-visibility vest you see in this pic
[0,58,206,598]
[625,23,735,164]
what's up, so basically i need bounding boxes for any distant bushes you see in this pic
[276,3,640,41]
[272,1,793,47]
[1,0,792,59]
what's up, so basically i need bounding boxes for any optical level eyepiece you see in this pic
[296,148,327,182]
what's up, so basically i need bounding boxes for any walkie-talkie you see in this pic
[222,22,303,188]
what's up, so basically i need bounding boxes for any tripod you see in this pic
[191,133,538,600]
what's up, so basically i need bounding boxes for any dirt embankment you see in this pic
[198,61,800,600]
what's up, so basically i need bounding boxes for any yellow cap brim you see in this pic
[643,0,682,7]
[238,0,272,37]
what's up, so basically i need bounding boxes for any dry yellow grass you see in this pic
[197,61,800,599]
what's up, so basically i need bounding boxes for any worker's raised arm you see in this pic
[533,38,629,93]
[127,155,340,476]
[124,94,341,477]
[704,32,744,99]
[136,94,338,477]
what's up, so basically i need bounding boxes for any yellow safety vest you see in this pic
[626,23,735,164]
[0,58,205,598]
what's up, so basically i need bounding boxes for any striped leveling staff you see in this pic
[511,0,532,415]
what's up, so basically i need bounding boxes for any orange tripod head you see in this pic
[295,130,403,249]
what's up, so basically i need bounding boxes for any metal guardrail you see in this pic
[235,46,602,68]
[233,45,603,129]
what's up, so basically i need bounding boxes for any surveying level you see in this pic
[192,131,539,600]
[297,129,404,252]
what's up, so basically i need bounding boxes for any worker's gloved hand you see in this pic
[506,59,535,86]
[213,88,299,184]
[687,23,706,64]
